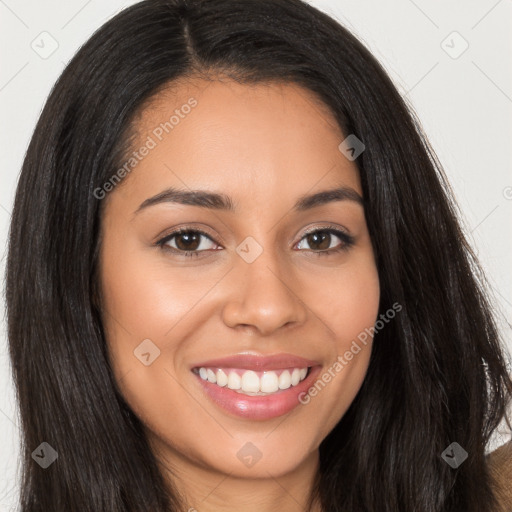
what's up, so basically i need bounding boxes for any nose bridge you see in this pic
[221,234,307,333]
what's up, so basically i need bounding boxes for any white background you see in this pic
[1,0,511,508]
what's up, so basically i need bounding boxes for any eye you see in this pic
[295,226,354,256]
[156,228,220,258]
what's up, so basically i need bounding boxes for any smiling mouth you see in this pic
[192,366,311,396]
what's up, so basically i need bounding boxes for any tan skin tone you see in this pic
[98,77,380,512]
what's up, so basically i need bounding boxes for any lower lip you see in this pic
[193,366,322,420]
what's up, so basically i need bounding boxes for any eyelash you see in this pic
[155,225,355,259]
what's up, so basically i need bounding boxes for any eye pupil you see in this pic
[308,231,330,250]
[176,232,200,251]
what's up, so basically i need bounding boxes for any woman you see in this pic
[5,0,512,510]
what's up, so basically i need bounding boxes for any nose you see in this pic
[221,243,308,336]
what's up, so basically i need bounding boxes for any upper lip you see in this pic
[191,352,321,371]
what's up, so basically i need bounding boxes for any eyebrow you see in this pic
[134,185,363,215]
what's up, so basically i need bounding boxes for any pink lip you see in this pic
[191,360,323,421]
[190,352,320,371]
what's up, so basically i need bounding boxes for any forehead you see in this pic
[110,77,362,211]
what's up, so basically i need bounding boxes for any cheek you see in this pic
[99,241,235,417]
[334,263,380,342]
[307,254,380,344]
[99,242,216,350]
[298,256,380,436]
[99,247,209,441]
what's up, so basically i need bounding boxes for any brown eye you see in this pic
[305,231,332,251]
[296,228,354,254]
[174,231,202,251]
[157,229,219,258]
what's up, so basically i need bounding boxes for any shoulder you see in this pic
[487,440,512,512]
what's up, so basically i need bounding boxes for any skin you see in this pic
[98,76,380,512]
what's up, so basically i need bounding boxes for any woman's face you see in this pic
[99,78,380,482]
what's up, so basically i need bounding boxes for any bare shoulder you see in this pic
[487,441,512,512]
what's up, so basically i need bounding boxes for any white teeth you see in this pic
[241,370,260,393]
[206,369,216,383]
[216,369,228,387]
[278,370,291,390]
[260,371,279,393]
[227,371,241,390]
[197,367,309,395]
